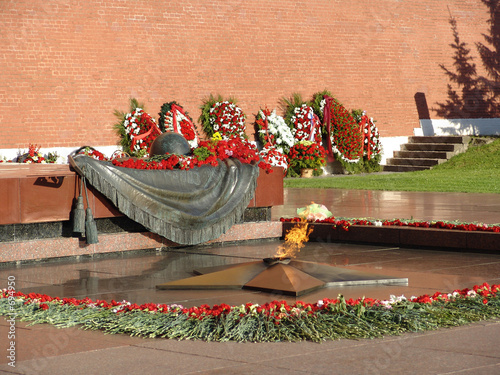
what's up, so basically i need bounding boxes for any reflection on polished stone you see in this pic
[273,188,500,224]
[1,240,498,308]
[156,258,407,297]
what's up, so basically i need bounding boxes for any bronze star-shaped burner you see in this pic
[156,257,408,297]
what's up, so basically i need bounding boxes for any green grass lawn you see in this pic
[284,138,500,194]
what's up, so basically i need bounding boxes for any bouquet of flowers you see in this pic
[78,146,109,161]
[158,101,199,148]
[297,203,333,221]
[286,140,326,177]
[19,144,59,164]
[114,98,162,157]
[199,94,247,140]
[255,108,294,154]
[21,144,46,163]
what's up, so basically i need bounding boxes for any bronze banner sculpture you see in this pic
[70,154,259,245]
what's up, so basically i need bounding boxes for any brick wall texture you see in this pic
[0,0,490,149]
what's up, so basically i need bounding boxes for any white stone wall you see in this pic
[379,136,409,165]
[417,119,500,136]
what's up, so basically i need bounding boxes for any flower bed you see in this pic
[280,217,500,233]
[1,283,499,342]
[281,218,500,252]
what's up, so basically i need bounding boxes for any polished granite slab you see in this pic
[1,187,500,374]
[2,240,499,308]
[273,188,500,224]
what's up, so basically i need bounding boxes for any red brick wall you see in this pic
[0,0,489,149]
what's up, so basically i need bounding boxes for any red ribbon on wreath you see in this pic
[130,117,162,152]
[171,104,195,136]
[359,113,372,160]
[257,108,273,146]
[322,96,335,162]
[264,115,271,144]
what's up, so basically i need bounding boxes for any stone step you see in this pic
[383,135,471,173]
[408,136,470,144]
[385,158,440,167]
[383,164,430,172]
[394,150,452,159]
[402,143,457,152]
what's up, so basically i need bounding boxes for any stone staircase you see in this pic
[384,136,471,172]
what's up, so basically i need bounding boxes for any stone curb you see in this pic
[282,222,499,252]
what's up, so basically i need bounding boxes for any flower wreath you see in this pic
[210,101,246,139]
[114,99,161,157]
[289,104,322,144]
[319,96,363,163]
[124,108,161,155]
[255,108,294,154]
[158,101,199,148]
[200,95,247,140]
[358,112,382,160]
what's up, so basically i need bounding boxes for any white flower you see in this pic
[380,300,392,309]
[319,99,326,114]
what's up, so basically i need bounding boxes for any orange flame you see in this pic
[275,220,313,259]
